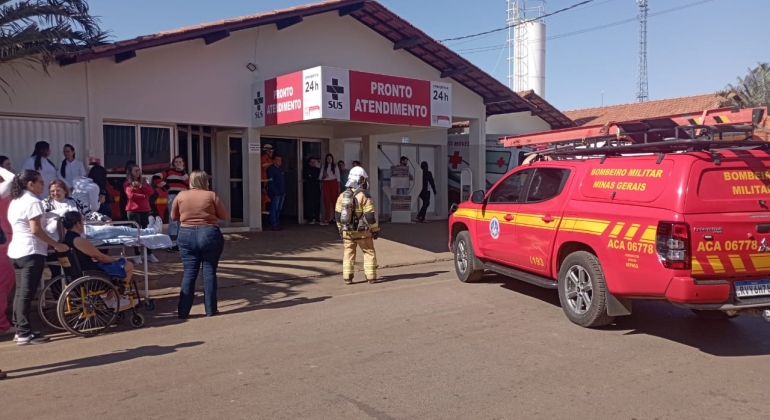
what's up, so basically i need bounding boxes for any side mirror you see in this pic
[470,190,486,204]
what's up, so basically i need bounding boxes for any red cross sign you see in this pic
[496,157,507,168]
[449,151,463,169]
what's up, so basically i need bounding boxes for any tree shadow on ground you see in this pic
[5,341,204,379]
[478,273,770,357]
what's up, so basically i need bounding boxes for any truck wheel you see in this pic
[454,231,484,283]
[557,251,615,328]
[691,310,737,321]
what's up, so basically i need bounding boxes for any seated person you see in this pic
[61,211,135,309]
[45,180,162,242]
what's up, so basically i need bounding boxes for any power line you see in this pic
[438,0,598,43]
[453,0,718,55]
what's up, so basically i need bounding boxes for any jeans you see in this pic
[167,194,180,237]
[85,224,156,240]
[177,225,225,317]
[417,191,431,220]
[268,194,285,228]
[11,254,46,337]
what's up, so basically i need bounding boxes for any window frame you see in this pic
[486,168,535,205]
[103,122,176,177]
[521,167,571,205]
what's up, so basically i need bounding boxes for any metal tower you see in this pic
[507,0,546,96]
[636,0,649,102]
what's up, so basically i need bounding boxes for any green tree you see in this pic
[0,0,108,95]
[719,62,770,108]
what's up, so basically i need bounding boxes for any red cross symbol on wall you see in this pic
[496,157,506,168]
[449,151,463,169]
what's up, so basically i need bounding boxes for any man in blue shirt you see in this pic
[266,155,285,231]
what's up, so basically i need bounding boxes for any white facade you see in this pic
[0,11,490,230]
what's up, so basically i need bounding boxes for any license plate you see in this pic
[735,280,770,298]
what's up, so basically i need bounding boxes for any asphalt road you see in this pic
[2,261,769,420]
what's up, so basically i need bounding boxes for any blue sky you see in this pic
[87,0,767,111]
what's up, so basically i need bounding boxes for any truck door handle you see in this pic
[542,215,554,223]
[504,214,514,221]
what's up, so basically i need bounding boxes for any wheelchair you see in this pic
[40,249,146,337]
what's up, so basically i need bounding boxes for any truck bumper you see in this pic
[665,276,770,310]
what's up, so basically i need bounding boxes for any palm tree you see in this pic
[719,62,770,109]
[0,0,108,95]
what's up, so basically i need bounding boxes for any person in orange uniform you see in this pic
[261,144,274,215]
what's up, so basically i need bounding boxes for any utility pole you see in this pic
[636,0,649,102]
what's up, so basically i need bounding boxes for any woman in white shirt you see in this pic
[60,144,86,190]
[319,153,340,225]
[22,141,58,199]
[8,170,69,345]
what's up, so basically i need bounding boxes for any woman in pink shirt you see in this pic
[124,164,158,263]
[0,165,15,337]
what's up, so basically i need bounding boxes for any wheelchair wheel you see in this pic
[131,313,145,328]
[38,275,68,330]
[56,276,119,337]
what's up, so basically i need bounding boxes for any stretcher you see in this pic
[48,220,172,310]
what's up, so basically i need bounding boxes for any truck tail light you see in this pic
[656,222,691,270]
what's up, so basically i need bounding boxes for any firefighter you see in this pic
[260,144,274,215]
[335,166,379,285]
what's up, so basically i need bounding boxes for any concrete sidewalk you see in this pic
[141,221,452,296]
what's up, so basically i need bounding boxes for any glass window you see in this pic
[203,126,212,134]
[192,134,201,170]
[178,130,188,166]
[229,137,243,179]
[524,168,570,203]
[140,127,171,175]
[488,169,532,203]
[486,150,511,175]
[103,125,136,174]
[203,136,212,174]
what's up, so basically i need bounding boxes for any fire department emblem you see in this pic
[489,217,500,240]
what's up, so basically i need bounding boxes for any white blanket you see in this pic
[89,234,173,250]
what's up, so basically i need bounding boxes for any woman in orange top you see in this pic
[171,170,228,319]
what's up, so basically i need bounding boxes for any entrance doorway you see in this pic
[262,138,299,225]
[228,135,244,223]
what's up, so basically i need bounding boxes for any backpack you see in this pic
[338,188,361,231]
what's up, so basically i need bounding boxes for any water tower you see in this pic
[507,0,546,97]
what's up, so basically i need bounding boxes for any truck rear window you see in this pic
[698,169,770,200]
[579,160,673,203]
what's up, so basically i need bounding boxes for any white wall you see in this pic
[486,112,551,136]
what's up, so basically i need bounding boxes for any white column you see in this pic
[214,131,231,227]
[243,127,262,231]
[361,135,380,215]
[468,117,487,192]
[438,142,449,218]
[84,62,104,163]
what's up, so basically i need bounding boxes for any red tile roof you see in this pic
[564,94,721,127]
[58,0,536,116]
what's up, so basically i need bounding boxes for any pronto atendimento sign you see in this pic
[252,66,452,128]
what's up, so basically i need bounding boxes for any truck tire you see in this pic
[453,231,485,283]
[557,251,615,328]
[691,310,737,321]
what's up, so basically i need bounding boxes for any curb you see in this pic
[147,256,454,298]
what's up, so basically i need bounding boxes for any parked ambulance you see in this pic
[447,134,532,206]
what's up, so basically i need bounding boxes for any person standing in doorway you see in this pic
[22,141,58,199]
[171,170,227,319]
[303,157,321,224]
[8,170,69,345]
[59,144,86,191]
[124,164,159,263]
[266,154,285,231]
[86,164,114,219]
[154,156,189,251]
[416,161,437,223]
[261,144,274,218]
[338,160,350,193]
[336,166,379,285]
[320,153,339,225]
